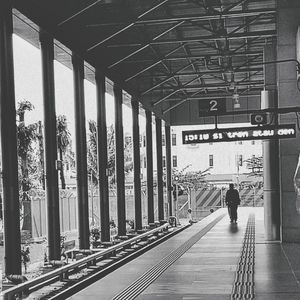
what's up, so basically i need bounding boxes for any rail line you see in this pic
[2,223,189,300]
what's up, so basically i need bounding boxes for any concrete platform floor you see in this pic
[68,207,300,300]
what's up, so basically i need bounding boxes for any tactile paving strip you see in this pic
[231,214,255,299]
[112,214,226,300]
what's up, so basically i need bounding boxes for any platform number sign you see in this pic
[198,99,226,116]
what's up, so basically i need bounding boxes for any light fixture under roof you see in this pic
[233,88,240,109]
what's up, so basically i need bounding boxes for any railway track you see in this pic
[2,223,189,300]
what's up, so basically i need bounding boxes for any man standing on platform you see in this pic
[225,183,241,223]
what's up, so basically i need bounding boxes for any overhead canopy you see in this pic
[13,0,276,125]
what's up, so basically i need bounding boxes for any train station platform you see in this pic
[68,207,300,300]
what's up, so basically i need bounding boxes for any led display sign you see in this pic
[182,124,296,144]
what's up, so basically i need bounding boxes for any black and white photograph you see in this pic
[0,0,300,299]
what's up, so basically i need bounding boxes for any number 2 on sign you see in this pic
[209,100,218,111]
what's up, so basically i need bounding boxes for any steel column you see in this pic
[0,0,21,275]
[132,99,142,230]
[262,43,280,241]
[146,111,154,223]
[114,85,126,236]
[165,125,172,217]
[72,54,90,249]
[40,31,61,260]
[262,90,280,240]
[156,118,164,221]
[95,71,110,242]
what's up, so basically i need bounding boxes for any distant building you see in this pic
[140,124,263,187]
[66,124,263,189]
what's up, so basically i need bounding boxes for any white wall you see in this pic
[170,124,262,174]
[139,123,263,176]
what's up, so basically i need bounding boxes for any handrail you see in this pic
[2,223,169,300]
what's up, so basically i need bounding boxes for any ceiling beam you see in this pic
[105,30,276,48]
[125,50,263,82]
[161,89,205,114]
[152,80,263,94]
[234,54,262,71]
[141,67,263,95]
[87,18,274,28]
[87,0,170,51]
[86,8,275,28]
[142,67,263,80]
[124,43,188,82]
[223,0,250,13]
[57,0,105,27]
[227,13,265,36]
[161,92,261,101]
[141,61,198,95]
[124,50,263,64]
[153,73,208,106]
[108,21,185,69]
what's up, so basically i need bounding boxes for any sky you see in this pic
[12,34,138,140]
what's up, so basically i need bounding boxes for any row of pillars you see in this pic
[0,1,173,275]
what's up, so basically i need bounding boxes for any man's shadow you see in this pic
[229,223,239,234]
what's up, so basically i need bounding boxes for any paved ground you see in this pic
[3,208,300,299]
[68,207,300,300]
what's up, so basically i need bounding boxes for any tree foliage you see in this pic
[107,124,116,185]
[124,135,133,175]
[17,100,38,194]
[56,115,71,189]
[57,115,71,152]
[16,100,40,230]
[87,120,98,183]
[245,156,263,177]
[172,164,211,191]
[87,121,134,187]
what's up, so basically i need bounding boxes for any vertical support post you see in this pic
[165,125,172,217]
[72,53,90,249]
[156,118,164,221]
[262,42,280,241]
[132,99,142,230]
[95,71,110,242]
[114,85,126,236]
[220,189,224,208]
[146,111,154,224]
[261,90,280,240]
[188,187,192,221]
[0,0,21,275]
[175,183,179,221]
[40,31,61,260]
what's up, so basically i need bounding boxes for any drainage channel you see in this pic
[231,213,255,300]
[112,214,226,300]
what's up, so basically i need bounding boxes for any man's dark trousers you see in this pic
[228,205,238,222]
